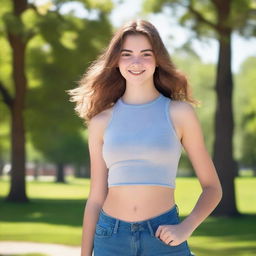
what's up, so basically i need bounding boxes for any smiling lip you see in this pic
[128,70,145,75]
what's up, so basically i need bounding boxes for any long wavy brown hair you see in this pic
[66,19,198,126]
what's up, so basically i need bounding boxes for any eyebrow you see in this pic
[121,49,153,52]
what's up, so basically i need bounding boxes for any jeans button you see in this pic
[131,223,140,231]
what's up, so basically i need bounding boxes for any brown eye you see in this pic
[121,53,131,57]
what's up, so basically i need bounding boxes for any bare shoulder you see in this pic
[169,100,198,127]
[88,105,115,142]
[87,105,115,203]
[168,100,197,140]
[170,100,195,115]
[170,100,222,193]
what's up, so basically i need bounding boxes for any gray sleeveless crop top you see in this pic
[102,93,182,188]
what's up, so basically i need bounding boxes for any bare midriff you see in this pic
[102,185,175,222]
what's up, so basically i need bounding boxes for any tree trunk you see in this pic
[56,163,65,183]
[34,160,39,180]
[6,0,29,202]
[211,30,239,216]
[75,164,82,178]
[7,103,28,201]
[0,160,4,176]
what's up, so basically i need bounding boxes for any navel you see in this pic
[133,205,138,212]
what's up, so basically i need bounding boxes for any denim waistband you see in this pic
[98,203,179,235]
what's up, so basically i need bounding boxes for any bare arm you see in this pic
[177,101,222,233]
[81,114,109,256]
[156,101,222,246]
[177,102,223,235]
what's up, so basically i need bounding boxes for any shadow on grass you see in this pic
[190,245,256,256]
[1,197,256,255]
[1,196,256,241]
[180,213,256,253]
[0,197,86,227]
[181,213,256,238]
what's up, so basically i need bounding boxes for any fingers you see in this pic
[155,225,180,246]
[155,225,170,238]
[155,225,166,238]
[155,225,162,237]
[163,235,178,246]
[168,240,174,245]
[155,225,171,244]
[162,233,174,245]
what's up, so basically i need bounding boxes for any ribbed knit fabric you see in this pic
[102,93,182,188]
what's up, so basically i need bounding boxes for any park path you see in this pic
[0,241,81,256]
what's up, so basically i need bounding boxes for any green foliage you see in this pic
[234,56,256,166]
[24,5,112,167]
[0,0,12,19]
[143,0,256,38]
[21,8,40,33]
[143,0,217,38]
[143,0,168,13]
[0,1,12,162]
[231,0,254,36]
[171,52,216,174]
[0,0,113,170]
[0,38,12,91]
[84,0,114,12]
[2,11,35,42]
[51,0,113,13]
[143,0,256,170]
[173,53,216,150]
[0,121,10,161]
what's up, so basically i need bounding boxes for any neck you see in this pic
[121,85,160,105]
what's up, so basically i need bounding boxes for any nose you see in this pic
[130,56,142,66]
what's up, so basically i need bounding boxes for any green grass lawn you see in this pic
[0,176,256,256]
[8,254,47,256]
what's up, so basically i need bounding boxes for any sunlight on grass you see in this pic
[0,176,256,255]
[0,222,81,245]
[12,254,47,256]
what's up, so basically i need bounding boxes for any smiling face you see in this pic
[117,34,156,87]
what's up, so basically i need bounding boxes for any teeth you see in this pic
[129,70,144,74]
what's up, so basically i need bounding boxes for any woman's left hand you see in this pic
[155,223,193,246]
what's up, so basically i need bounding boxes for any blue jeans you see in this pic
[93,204,194,256]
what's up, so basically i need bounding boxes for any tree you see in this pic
[144,0,255,216]
[0,0,31,202]
[0,0,113,201]
[234,57,256,174]
[172,52,216,176]
[25,11,111,183]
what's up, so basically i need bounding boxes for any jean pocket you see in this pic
[95,224,113,238]
[155,236,172,246]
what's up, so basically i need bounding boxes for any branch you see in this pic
[179,1,218,31]
[28,3,66,22]
[0,81,14,108]
[27,3,38,13]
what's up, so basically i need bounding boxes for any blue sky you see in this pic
[35,0,256,73]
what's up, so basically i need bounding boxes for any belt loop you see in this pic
[146,220,154,237]
[113,219,119,234]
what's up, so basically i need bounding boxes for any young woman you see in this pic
[67,19,222,256]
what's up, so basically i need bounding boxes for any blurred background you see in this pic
[0,0,256,255]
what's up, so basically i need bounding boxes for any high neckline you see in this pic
[119,93,163,107]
